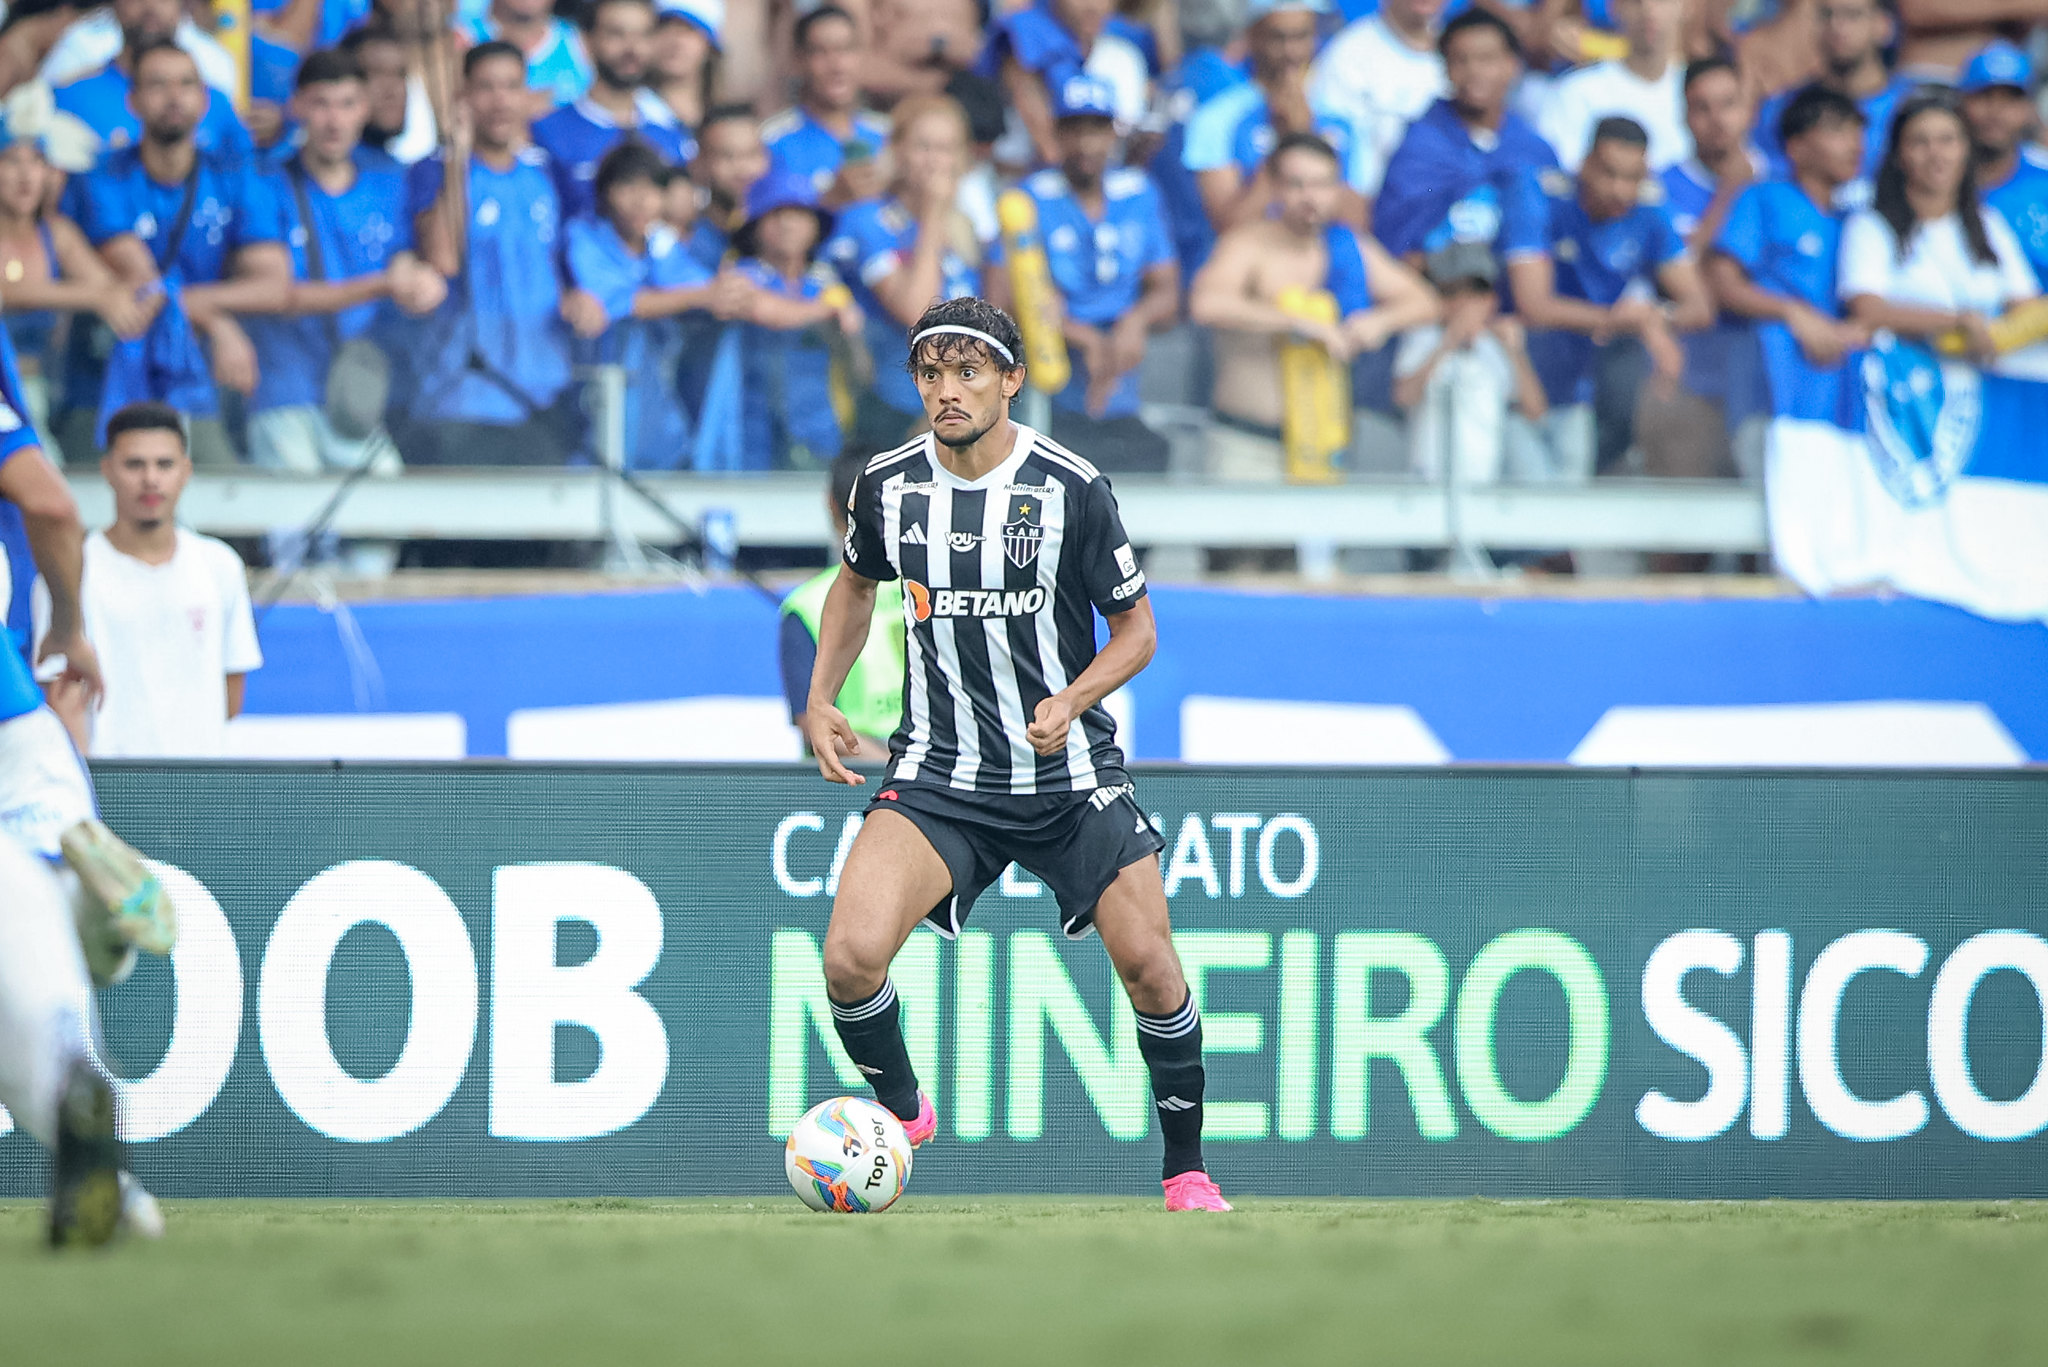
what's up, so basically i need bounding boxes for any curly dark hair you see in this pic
[903,296,1025,374]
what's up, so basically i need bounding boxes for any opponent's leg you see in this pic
[0,835,125,1245]
[1094,855,1231,1210]
[822,809,953,1134]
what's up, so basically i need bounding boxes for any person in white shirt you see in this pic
[1534,0,1691,174]
[1394,241,1548,488]
[1308,0,1449,196]
[1839,89,2042,366]
[40,402,262,758]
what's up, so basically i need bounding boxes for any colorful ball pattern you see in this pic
[784,1097,914,1213]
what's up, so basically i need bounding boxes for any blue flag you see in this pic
[1768,336,2048,621]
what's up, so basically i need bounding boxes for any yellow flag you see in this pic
[1935,297,2048,357]
[997,189,1071,395]
[1277,287,1349,484]
[214,0,252,111]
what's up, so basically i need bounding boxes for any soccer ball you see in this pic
[784,1097,913,1213]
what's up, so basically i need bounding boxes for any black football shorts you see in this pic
[862,779,1166,938]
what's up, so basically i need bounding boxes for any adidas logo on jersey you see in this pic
[900,523,928,546]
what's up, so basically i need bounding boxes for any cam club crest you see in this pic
[1861,336,1979,510]
[1002,499,1044,568]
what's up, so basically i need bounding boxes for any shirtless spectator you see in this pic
[863,0,983,102]
[1190,133,1438,482]
[1896,0,2048,84]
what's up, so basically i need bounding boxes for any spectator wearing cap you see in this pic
[1375,7,1557,266]
[762,6,892,210]
[1754,0,1918,204]
[1393,240,1546,488]
[1533,0,1691,175]
[685,103,768,271]
[52,0,253,162]
[533,0,694,222]
[457,0,594,113]
[0,102,150,459]
[1182,0,1372,236]
[1309,0,1448,198]
[649,0,720,131]
[976,0,1157,170]
[1015,74,1179,471]
[562,140,748,470]
[1499,116,1713,483]
[1961,40,2048,290]
[823,94,985,450]
[734,169,864,468]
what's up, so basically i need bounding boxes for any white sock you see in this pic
[0,835,97,1148]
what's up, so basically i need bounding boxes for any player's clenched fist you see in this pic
[1026,695,1076,756]
[802,704,866,785]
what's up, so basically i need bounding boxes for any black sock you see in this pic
[1136,992,1206,1180]
[829,980,921,1122]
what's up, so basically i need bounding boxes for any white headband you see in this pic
[910,324,1016,365]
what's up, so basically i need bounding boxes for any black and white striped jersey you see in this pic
[842,425,1148,794]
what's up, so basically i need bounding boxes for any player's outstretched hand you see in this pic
[803,704,866,786]
[1026,694,1076,757]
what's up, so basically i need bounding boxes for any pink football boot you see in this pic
[1162,1171,1233,1212]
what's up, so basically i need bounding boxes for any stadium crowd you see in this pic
[0,0,2042,501]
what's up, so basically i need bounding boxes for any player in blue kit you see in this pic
[0,329,174,1247]
[762,6,892,208]
[1960,41,2048,290]
[1705,86,1873,425]
[1018,75,1178,471]
[404,42,575,466]
[64,40,290,466]
[824,95,985,451]
[246,49,447,472]
[532,0,693,221]
[1500,116,1713,480]
[53,0,252,162]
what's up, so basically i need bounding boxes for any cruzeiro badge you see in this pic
[1002,498,1044,568]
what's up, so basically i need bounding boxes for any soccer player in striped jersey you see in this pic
[801,296,1229,1212]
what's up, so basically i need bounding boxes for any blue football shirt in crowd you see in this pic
[1754,74,1914,206]
[762,105,893,197]
[1021,165,1174,417]
[736,258,845,464]
[67,146,285,416]
[1983,157,2048,292]
[1181,82,1374,194]
[1374,97,1559,260]
[247,149,415,414]
[823,196,981,415]
[533,93,695,221]
[1148,45,1247,275]
[1712,177,1854,423]
[1500,166,1687,404]
[55,63,253,163]
[1660,159,1765,418]
[404,147,572,424]
[974,3,1160,85]
[458,13,591,106]
[565,214,703,469]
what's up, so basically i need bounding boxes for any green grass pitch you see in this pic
[4,1198,2046,1365]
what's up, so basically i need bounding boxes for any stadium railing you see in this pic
[67,469,1768,566]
